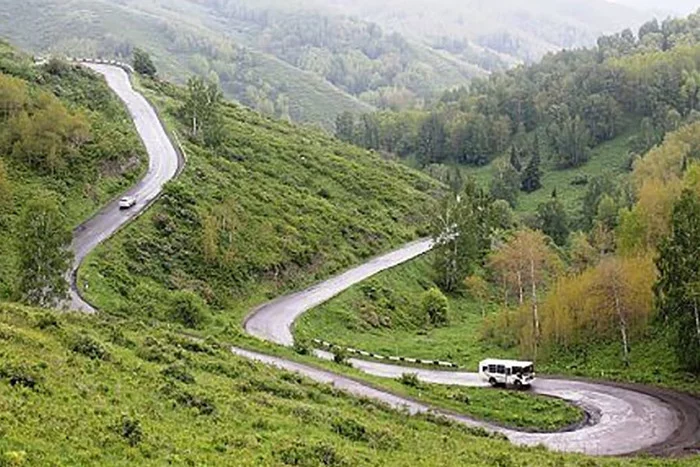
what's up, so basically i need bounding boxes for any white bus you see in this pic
[479,359,535,388]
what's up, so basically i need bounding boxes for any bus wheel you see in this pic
[514,380,522,390]
[489,377,497,387]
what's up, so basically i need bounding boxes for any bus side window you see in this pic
[506,368,511,375]
[496,365,505,374]
[488,364,496,373]
[482,366,488,372]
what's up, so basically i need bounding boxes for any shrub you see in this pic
[398,373,421,388]
[69,334,110,360]
[331,417,368,442]
[293,337,311,355]
[277,441,348,467]
[169,291,209,329]
[421,288,449,327]
[0,363,42,390]
[332,346,348,365]
[113,415,143,447]
[34,312,60,330]
[166,386,216,416]
[161,364,195,384]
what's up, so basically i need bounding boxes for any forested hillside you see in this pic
[0,41,145,303]
[296,0,649,64]
[0,0,483,128]
[338,11,700,224]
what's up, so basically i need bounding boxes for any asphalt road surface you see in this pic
[71,64,700,459]
[68,64,182,312]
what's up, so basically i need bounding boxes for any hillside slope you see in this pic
[0,42,145,299]
[0,0,483,128]
[78,75,441,330]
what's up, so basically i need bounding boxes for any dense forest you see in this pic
[337,12,700,218]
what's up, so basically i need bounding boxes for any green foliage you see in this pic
[69,333,110,361]
[489,160,520,207]
[113,415,143,447]
[0,43,145,300]
[431,180,493,292]
[16,195,72,307]
[132,48,156,77]
[656,190,700,371]
[181,76,222,145]
[520,151,542,194]
[421,288,449,327]
[536,195,570,246]
[81,78,439,328]
[398,373,422,388]
[169,291,209,329]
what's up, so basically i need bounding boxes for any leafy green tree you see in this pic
[132,48,157,77]
[656,190,700,371]
[582,94,622,143]
[536,194,569,246]
[335,111,356,143]
[520,151,542,193]
[182,76,223,145]
[421,287,449,327]
[549,112,591,169]
[489,159,519,207]
[0,73,27,119]
[596,194,619,230]
[431,180,492,292]
[417,113,447,166]
[16,195,73,307]
[490,199,516,231]
[582,173,618,229]
[7,94,90,174]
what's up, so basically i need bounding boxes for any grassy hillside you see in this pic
[78,75,441,332]
[3,303,693,466]
[0,41,145,299]
[296,256,511,369]
[0,0,374,129]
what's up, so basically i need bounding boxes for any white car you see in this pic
[119,196,137,209]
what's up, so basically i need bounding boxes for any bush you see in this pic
[277,441,348,467]
[69,334,110,360]
[161,364,195,384]
[332,346,348,365]
[34,312,60,330]
[0,363,42,390]
[169,291,208,329]
[398,373,421,388]
[293,337,311,355]
[331,417,368,442]
[113,415,143,447]
[421,288,449,327]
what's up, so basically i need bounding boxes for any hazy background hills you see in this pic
[0,0,689,127]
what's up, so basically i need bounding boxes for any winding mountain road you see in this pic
[69,64,183,312]
[71,64,700,459]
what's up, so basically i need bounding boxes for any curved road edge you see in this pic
[68,64,185,312]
